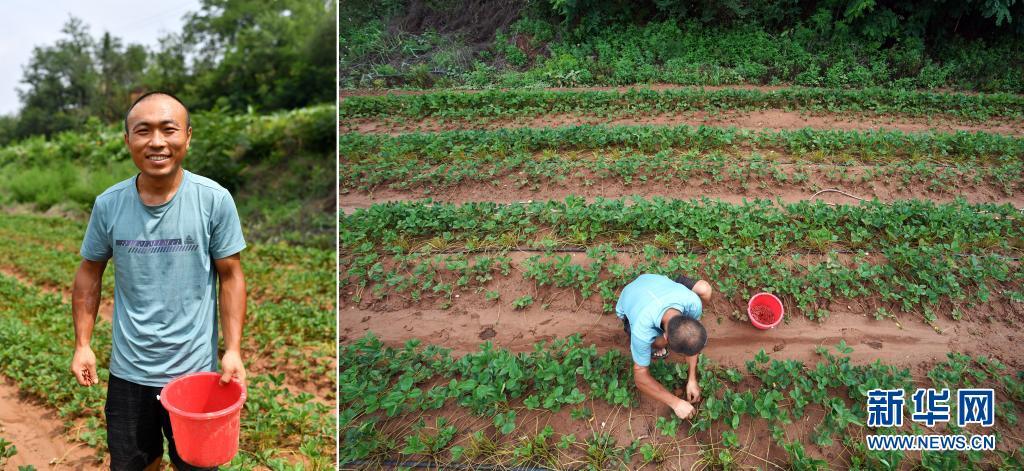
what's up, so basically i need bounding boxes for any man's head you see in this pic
[123,92,192,180]
[665,315,707,356]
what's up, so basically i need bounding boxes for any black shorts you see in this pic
[673,274,699,290]
[105,374,217,471]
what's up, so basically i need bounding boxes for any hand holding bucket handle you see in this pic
[161,372,247,467]
[219,350,246,389]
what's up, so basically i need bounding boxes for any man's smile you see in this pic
[146,154,171,162]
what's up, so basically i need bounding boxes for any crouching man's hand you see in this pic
[686,377,702,403]
[672,398,695,419]
[220,350,246,388]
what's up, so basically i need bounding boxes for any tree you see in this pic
[181,0,336,111]
[16,17,98,138]
[94,33,148,123]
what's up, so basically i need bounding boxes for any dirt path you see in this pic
[340,166,1024,215]
[340,290,1023,373]
[0,377,101,469]
[344,109,1024,136]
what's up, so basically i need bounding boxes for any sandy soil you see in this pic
[0,378,102,469]
[344,109,1024,136]
[340,268,1023,372]
[340,164,1023,215]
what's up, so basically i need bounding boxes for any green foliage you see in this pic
[342,197,1022,320]
[11,1,333,141]
[341,332,1023,469]
[341,87,1024,121]
[0,215,334,466]
[0,438,16,467]
[511,294,534,309]
[182,0,336,111]
[0,105,334,247]
[341,124,1024,197]
[342,2,1024,93]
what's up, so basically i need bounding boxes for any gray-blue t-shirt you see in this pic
[80,170,246,387]
[615,274,702,367]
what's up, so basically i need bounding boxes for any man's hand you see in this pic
[672,399,695,419]
[220,350,246,388]
[71,346,98,386]
[686,377,702,403]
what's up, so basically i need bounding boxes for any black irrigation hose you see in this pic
[341,459,558,471]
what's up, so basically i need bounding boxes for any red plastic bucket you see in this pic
[748,292,784,329]
[159,372,246,467]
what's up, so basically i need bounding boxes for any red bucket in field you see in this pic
[159,372,246,467]
[748,292,784,329]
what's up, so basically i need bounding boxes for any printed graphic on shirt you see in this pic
[116,238,199,254]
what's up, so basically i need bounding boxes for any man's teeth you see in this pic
[147,156,169,161]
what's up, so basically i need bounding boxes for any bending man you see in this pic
[616,273,712,419]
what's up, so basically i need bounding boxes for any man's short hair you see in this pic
[123,91,191,134]
[666,315,706,356]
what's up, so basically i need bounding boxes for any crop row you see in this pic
[0,214,333,323]
[341,125,1024,162]
[340,334,1024,469]
[341,198,1023,255]
[341,199,1022,320]
[339,87,1024,120]
[0,274,334,469]
[342,243,1022,322]
[0,215,336,466]
[341,149,1024,196]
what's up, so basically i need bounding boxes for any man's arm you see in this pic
[685,353,701,402]
[71,259,107,386]
[634,364,695,419]
[214,253,246,387]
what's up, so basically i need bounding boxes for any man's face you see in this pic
[124,96,191,179]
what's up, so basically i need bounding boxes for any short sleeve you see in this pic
[684,296,703,320]
[210,192,246,259]
[630,333,652,367]
[81,201,112,261]
[674,288,703,320]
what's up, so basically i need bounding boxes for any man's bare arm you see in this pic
[214,253,246,386]
[71,259,107,386]
[634,364,694,418]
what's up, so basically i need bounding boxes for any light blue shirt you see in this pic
[80,170,246,387]
[615,274,702,367]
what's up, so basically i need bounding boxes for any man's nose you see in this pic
[149,131,167,147]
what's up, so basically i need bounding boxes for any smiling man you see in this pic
[70,92,247,470]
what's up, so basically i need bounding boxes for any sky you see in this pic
[0,0,202,115]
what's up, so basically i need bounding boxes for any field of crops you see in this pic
[0,214,335,469]
[340,84,1024,470]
